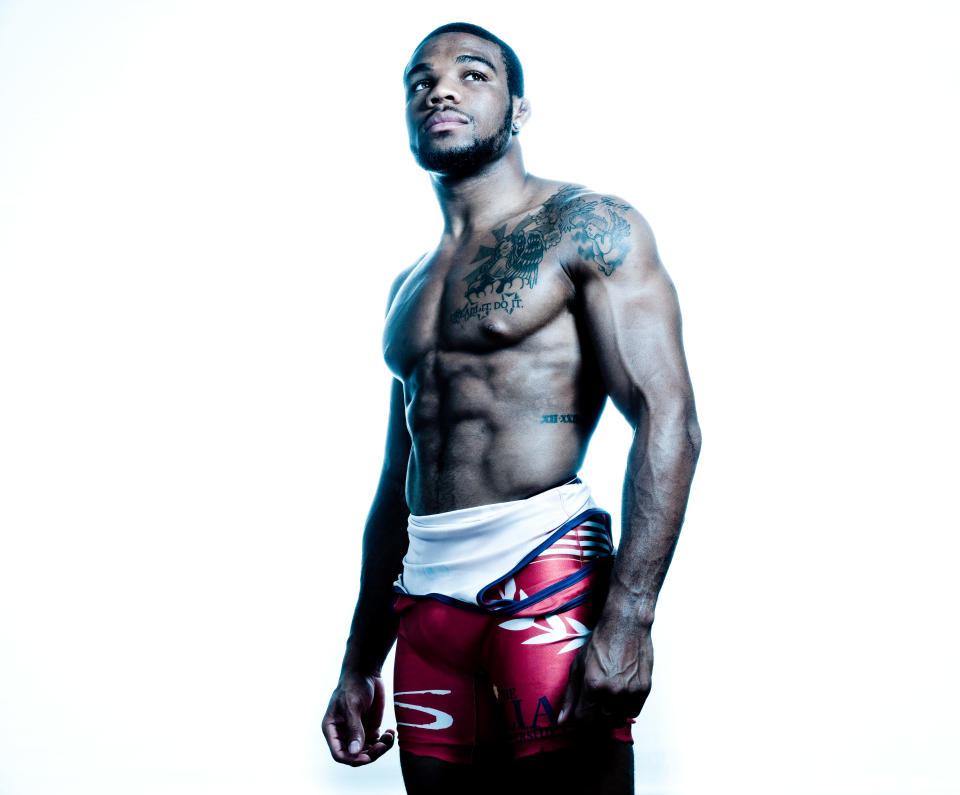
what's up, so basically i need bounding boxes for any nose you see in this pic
[428,74,460,105]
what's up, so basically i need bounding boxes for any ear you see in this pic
[511,97,531,133]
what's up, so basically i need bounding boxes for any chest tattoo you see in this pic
[450,185,633,326]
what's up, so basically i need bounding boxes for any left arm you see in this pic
[559,201,701,725]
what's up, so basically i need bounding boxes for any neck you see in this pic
[430,144,533,239]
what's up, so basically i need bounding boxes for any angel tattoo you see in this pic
[572,209,631,275]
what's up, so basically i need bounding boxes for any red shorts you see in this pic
[392,513,633,763]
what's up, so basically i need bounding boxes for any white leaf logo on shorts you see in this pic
[498,614,591,654]
[394,689,454,730]
[497,577,529,601]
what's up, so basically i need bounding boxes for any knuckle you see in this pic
[344,694,368,715]
[583,673,609,694]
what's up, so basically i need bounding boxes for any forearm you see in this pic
[340,469,409,677]
[606,406,701,625]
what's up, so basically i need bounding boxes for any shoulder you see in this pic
[384,255,425,314]
[543,186,660,282]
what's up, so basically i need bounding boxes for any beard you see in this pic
[411,105,513,178]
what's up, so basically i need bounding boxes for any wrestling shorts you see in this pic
[393,512,633,763]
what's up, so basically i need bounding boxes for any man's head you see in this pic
[415,23,524,100]
[404,23,529,178]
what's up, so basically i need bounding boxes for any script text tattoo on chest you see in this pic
[449,186,633,326]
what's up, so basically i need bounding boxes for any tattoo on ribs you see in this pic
[450,185,633,326]
[541,413,579,424]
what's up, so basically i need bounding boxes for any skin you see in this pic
[323,31,701,794]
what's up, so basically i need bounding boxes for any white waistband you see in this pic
[397,480,598,605]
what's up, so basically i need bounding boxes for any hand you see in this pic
[323,672,396,766]
[558,614,653,727]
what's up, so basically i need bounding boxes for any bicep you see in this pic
[580,228,695,428]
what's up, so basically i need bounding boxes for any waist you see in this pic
[397,479,604,607]
[407,478,590,539]
[406,465,587,516]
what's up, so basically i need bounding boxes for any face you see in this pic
[404,33,515,177]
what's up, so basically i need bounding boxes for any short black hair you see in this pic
[414,22,524,99]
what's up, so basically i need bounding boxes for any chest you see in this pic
[383,242,574,379]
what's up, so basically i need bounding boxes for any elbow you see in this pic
[676,391,702,462]
[685,412,702,463]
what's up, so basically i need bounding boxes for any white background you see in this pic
[1,1,958,793]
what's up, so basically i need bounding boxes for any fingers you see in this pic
[561,653,650,727]
[321,713,350,763]
[560,628,654,729]
[572,682,606,726]
[560,650,626,726]
[343,701,367,758]
[557,653,583,725]
[363,729,396,763]
[322,697,368,766]
[361,678,387,744]
[323,691,396,767]
[574,679,649,727]
[325,724,396,767]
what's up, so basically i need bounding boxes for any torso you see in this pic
[383,182,613,514]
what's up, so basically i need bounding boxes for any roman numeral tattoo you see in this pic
[541,413,579,424]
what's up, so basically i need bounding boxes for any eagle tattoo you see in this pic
[451,186,633,326]
[463,223,546,301]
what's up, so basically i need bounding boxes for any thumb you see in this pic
[345,705,366,756]
[558,654,583,725]
[364,677,386,737]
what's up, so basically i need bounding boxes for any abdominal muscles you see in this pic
[404,344,603,515]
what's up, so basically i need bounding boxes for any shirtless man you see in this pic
[322,23,701,794]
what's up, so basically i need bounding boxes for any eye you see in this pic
[464,71,487,82]
[410,79,432,93]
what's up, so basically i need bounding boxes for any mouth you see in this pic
[422,110,470,134]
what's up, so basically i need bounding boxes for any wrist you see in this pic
[604,583,657,628]
[337,669,382,692]
[340,648,384,679]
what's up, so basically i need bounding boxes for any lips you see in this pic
[422,110,470,133]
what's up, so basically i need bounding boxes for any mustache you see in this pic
[420,106,474,132]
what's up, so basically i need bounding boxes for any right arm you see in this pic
[322,377,412,766]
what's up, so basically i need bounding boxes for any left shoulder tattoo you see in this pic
[553,192,633,276]
[466,187,634,291]
[451,187,634,326]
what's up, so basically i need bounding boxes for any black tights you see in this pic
[400,739,634,795]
